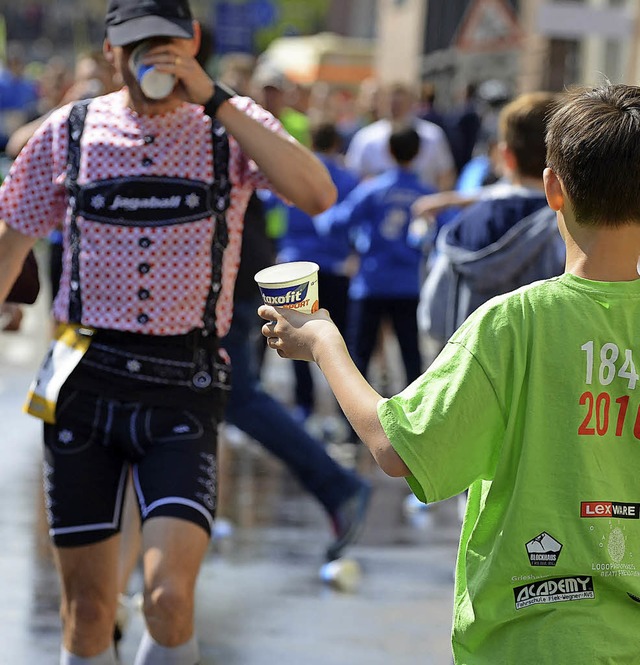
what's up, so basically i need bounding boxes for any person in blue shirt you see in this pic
[316,127,436,387]
[0,44,39,150]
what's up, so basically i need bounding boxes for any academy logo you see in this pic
[526,532,563,567]
[514,576,594,610]
[581,501,640,519]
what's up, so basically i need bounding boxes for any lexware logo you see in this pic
[581,502,640,519]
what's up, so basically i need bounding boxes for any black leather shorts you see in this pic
[69,328,231,418]
[43,381,219,548]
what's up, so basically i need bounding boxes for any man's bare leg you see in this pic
[53,536,120,657]
[134,516,209,664]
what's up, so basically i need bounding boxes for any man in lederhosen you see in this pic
[0,1,337,663]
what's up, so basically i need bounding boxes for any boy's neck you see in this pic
[564,221,640,282]
[507,171,544,191]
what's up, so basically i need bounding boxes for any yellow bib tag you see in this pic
[23,323,95,424]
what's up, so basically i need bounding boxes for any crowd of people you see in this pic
[0,16,507,419]
[2,1,639,664]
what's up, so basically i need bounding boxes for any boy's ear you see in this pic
[543,167,564,211]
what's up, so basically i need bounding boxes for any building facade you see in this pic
[374,0,640,103]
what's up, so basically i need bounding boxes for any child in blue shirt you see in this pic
[316,127,437,386]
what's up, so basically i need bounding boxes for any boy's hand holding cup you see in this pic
[254,261,320,315]
[256,261,335,361]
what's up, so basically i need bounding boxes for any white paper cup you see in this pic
[129,42,175,100]
[254,261,319,314]
[319,557,362,593]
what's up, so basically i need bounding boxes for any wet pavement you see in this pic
[0,278,461,665]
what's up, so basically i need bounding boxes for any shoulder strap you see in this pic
[190,117,232,392]
[65,99,91,323]
[200,118,231,339]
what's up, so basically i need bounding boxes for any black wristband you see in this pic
[203,81,236,118]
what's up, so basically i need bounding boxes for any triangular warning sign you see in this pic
[456,0,523,52]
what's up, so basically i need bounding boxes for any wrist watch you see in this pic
[204,81,236,118]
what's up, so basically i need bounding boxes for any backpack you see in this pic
[418,205,565,346]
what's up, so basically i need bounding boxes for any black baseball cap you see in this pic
[106,0,194,47]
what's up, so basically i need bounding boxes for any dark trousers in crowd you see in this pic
[222,296,363,515]
[292,271,350,416]
[346,296,423,392]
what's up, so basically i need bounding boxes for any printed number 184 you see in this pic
[581,341,638,389]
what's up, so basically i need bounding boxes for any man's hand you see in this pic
[137,43,214,106]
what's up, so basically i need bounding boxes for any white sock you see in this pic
[60,644,117,665]
[133,630,199,665]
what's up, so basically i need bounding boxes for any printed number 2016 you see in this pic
[578,392,636,437]
[581,341,639,389]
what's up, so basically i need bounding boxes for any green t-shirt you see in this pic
[379,274,640,664]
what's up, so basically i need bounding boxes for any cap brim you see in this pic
[107,16,193,47]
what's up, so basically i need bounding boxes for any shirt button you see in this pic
[139,237,152,248]
[137,313,150,324]
[138,288,150,300]
[138,263,151,274]
[143,135,155,144]
[142,157,153,166]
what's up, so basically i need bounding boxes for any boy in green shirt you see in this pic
[258,84,640,663]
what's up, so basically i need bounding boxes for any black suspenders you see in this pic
[65,99,91,324]
[202,119,231,340]
[64,99,231,339]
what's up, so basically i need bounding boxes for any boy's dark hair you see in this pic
[389,127,420,164]
[546,84,640,226]
[311,122,342,153]
[498,91,558,179]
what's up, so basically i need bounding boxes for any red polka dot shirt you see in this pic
[0,90,283,337]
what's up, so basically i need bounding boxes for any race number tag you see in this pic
[23,323,95,424]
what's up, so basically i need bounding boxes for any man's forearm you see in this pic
[216,100,337,215]
[0,222,37,304]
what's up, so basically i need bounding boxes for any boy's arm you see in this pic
[258,304,410,478]
[411,189,479,218]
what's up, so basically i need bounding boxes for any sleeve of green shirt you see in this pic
[377,339,506,504]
